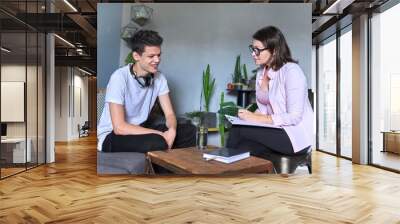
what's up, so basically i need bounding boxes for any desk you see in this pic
[381,131,400,154]
[1,138,31,163]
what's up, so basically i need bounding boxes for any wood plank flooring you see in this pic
[372,151,400,171]
[1,135,400,223]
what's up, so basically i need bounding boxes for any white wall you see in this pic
[124,3,311,115]
[72,72,89,138]
[1,65,26,140]
[55,67,68,141]
[55,67,89,141]
[99,3,312,115]
[1,65,40,138]
[1,64,46,163]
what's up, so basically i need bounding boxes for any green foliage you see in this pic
[232,55,250,84]
[202,64,215,112]
[218,92,225,146]
[233,55,242,83]
[245,103,258,112]
[217,92,240,146]
[217,93,257,147]
[218,102,239,116]
[124,52,135,65]
[243,64,248,81]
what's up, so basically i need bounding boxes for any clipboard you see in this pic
[225,115,282,129]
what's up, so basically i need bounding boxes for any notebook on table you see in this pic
[203,147,250,164]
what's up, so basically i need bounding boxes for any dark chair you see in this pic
[264,147,312,174]
[78,121,90,138]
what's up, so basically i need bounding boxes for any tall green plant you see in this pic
[242,64,248,81]
[218,92,225,146]
[218,92,242,146]
[233,55,242,83]
[202,64,215,112]
[232,55,250,84]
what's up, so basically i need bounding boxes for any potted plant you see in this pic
[218,92,226,147]
[201,64,217,128]
[232,55,242,85]
[184,64,216,128]
[227,55,251,90]
[202,64,215,112]
[242,63,248,84]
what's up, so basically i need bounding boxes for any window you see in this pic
[317,35,337,154]
[370,3,400,171]
[0,1,47,179]
[339,27,352,158]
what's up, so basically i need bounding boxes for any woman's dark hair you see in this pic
[130,30,163,55]
[252,26,297,70]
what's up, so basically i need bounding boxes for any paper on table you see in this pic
[225,115,282,129]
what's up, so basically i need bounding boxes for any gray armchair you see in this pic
[97,151,146,175]
[97,90,148,175]
[96,91,191,175]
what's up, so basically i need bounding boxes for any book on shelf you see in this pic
[203,147,250,164]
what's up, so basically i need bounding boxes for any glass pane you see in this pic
[27,31,38,169]
[38,33,45,165]
[0,1,46,179]
[318,36,337,154]
[340,28,352,158]
[1,30,27,177]
[27,0,40,168]
[371,4,400,171]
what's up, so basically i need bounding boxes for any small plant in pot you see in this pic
[185,64,218,128]
[201,64,217,128]
[227,55,251,91]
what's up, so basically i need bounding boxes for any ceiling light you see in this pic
[323,0,354,15]
[63,0,78,12]
[1,47,11,53]
[78,67,92,76]
[54,34,75,48]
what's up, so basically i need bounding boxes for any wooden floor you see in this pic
[372,150,400,171]
[1,135,400,223]
[1,167,26,177]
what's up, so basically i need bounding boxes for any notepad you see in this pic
[225,115,282,129]
[203,147,250,164]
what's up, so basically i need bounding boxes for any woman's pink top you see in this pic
[255,63,314,153]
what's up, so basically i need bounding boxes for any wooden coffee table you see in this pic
[147,147,273,175]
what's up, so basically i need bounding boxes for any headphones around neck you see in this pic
[130,64,154,88]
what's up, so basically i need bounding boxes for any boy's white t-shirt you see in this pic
[97,64,169,151]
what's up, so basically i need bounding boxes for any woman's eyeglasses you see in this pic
[249,45,269,56]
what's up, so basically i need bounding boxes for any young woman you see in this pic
[226,26,314,156]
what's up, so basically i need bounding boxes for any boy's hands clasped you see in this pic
[161,128,176,149]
